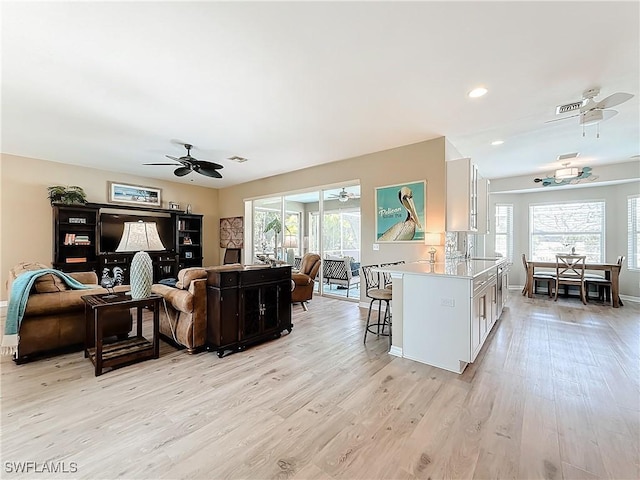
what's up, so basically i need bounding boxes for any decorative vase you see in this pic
[130,251,153,299]
[186,203,192,214]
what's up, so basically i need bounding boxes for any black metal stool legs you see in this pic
[364,298,391,345]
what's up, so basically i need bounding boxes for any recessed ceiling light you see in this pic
[468,87,488,98]
[491,140,504,146]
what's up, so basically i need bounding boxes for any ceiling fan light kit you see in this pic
[548,87,634,135]
[555,166,579,179]
[534,163,597,187]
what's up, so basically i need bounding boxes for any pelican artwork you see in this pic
[378,186,422,241]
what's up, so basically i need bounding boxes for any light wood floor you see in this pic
[1,292,638,479]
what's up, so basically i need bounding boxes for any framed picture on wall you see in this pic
[375,180,426,242]
[108,182,162,207]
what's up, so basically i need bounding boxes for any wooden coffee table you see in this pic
[81,292,161,376]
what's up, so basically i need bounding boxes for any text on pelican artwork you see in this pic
[378,207,403,218]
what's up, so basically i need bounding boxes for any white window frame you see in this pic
[529,200,605,262]
[494,203,513,261]
[629,195,640,271]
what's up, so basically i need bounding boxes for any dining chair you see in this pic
[223,248,241,265]
[521,253,554,297]
[554,254,587,304]
[361,264,392,349]
[585,255,624,306]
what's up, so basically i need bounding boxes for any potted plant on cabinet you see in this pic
[47,185,87,205]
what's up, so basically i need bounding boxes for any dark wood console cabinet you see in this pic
[206,265,292,357]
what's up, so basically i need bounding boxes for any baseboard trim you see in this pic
[620,294,639,304]
[389,345,402,357]
[0,301,7,308]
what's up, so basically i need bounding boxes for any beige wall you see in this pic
[218,136,448,290]
[1,153,219,301]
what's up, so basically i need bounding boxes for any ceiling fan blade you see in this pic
[144,162,181,166]
[544,113,580,124]
[601,110,618,121]
[195,166,223,178]
[166,155,180,161]
[194,159,224,170]
[174,166,192,177]
[595,92,633,109]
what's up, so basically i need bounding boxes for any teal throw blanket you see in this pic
[1,269,92,356]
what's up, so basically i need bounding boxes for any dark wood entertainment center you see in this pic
[52,203,203,283]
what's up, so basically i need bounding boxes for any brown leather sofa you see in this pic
[7,262,131,364]
[291,253,321,311]
[151,267,208,353]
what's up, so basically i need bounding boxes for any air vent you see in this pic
[227,156,248,163]
[555,101,583,115]
[557,152,579,161]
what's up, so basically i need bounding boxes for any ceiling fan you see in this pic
[547,87,634,127]
[533,164,598,187]
[144,143,224,178]
[330,187,359,203]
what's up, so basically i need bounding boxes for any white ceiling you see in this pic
[2,1,639,188]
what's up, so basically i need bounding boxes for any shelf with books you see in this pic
[53,205,99,273]
[175,213,203,268]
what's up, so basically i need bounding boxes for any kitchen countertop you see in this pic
[377,257,507,279]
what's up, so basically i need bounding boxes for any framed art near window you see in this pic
[375,180,426,242]
[108,182,162,207]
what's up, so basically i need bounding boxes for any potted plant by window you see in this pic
[47,185,87,205]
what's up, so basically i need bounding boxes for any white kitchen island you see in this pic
[379,258,509,374]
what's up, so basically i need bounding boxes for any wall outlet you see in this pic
[373,243,379,251]
[441,298,455,307]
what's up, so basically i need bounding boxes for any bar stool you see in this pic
[361,265,392,348]
[380,261,405,289]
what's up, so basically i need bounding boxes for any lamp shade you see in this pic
[116,221,166,252]
[283,235,298,249]
[424,232,444,246]
[116,222,166,299]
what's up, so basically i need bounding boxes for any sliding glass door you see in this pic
[246,184,361,300]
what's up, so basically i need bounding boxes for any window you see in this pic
[310,208,361,261]
[629,195,640,270]
[495,204,513,260]
[530,201,605,262]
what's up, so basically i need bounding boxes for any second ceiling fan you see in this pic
[145,143,224,178]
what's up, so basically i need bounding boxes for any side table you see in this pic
[81,292,161,376]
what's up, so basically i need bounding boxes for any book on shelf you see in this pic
[74,234,91,245]
[66,257,87,263]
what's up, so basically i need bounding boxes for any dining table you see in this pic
[526,260,622,307]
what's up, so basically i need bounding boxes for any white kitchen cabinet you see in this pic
[394,260,504,374]
[446,157,478,232]
[477,176,491,234]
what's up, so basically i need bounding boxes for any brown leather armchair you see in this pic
[291,253,321,311]
[151,267,208,354]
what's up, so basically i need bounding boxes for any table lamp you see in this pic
[116,221,166,298]
[283,234,298,266]
[424,232,444,263]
